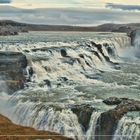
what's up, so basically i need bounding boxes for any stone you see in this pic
[43,80,51,87]
[71,104,95,132]
[61,49,67,57]
[103,97,122,105]
[0,51,27,94]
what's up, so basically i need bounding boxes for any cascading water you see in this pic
[0,31,139,140]
[133,30,140,48]
[86,112,101,140]
[113,115,140,140]
[129,30,140,58]
[4,88,102,140]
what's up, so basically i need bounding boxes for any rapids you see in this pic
[0,31,139,140]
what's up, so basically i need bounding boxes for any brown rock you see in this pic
[103,97,122,105]
[71,104,95,132]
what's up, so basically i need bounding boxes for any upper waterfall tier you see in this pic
[0,32,131,90]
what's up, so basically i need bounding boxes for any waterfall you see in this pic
[86,112,101,140]
[113,116,140,140]
[20,34,130,89]
[4,95,102,140]
[0,32,134,140]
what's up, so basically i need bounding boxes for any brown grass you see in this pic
[0,114,74,140]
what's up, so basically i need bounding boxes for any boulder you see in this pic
[103,97,122,105]
[61,49,67,57]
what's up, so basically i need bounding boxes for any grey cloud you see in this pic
[106,3,140,11]
[0,6,140,26]
[0,6,34,13]
[0,0,11,3]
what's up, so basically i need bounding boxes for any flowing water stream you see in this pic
[0,31,139,140]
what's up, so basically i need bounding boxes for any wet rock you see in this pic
[91,41,120,67]
[85,60,92,67]
[0,51,27,94]
[91,41,102,51]
[60,57,77,65]
[107,47,114,56]
[103,43,114,56]
[23,50,30,53]
[95,98,140,140]
[91,42,113,62]
[25,67,33,82]
[103,97,122,105]
[43,66,51,72]
[28,67,34,76]
[91,50,102,61]
[79,54,84,59]
[71,104,95,132]
[32,46,65,53]
[61,49,67,57]
[43,80,51,87]
[129,30,140,46]
[103,43,109,47]
[58,77,68,82]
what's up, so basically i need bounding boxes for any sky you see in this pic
[0,0,140,25]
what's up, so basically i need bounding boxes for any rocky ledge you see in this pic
[0,114,73,140]
[71,104,95,132]
[95,97,140,140]
[129,29,140,46]
[0,51,27,94]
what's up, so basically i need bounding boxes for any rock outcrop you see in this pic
[95,98,140,140]
[90,42,120,67]
[71,104,95,132]
[129,29,140,46]
[0,51,27,94]
[103,97,122,105]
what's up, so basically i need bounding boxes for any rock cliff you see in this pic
[0,51,27,94]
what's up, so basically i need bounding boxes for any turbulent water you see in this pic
[113,112,140,140]
[0,31,139,140]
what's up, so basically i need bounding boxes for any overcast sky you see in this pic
[0,0,140,25]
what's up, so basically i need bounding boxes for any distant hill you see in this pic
[0,20,140,36]
[97,23,140,32]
